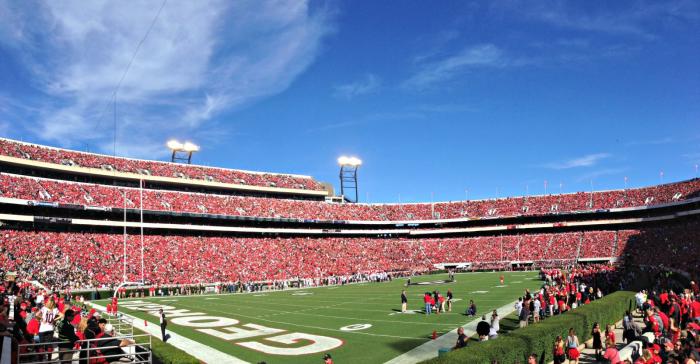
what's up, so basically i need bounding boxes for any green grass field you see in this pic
[97,271,542,364]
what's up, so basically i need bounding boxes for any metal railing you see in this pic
[17,315,150,364]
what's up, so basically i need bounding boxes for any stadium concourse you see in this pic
[0,137,699,363]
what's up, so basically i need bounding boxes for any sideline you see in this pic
[95,277,398,303]
[384,299,519,364]
[89,301,249,364]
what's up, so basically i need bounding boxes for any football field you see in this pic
[96,271,542,363]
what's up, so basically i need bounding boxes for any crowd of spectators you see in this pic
[0,225,676,291]
[2,172,699,222]
[618,220,700,280]
[0,138,323,191]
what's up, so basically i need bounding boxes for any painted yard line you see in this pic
[89,302,248,364]
[145,301,428,341]
[384,299,521,364]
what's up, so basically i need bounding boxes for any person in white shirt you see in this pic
[490,310,500,334]
[38,299,62,354]
[533,297,542,323]
[35,291,45,307]
[515,297,523,316]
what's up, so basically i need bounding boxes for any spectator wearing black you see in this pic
[519,299,531,328]
[159,308,168,342]
[446,289,453,312]
[400,290,407,313]
[97,323,135,363]
[83,316,102,363]
[476,315,490,341]
[453,327,467,350]
[57,309,79,363]
[467,300,477,316]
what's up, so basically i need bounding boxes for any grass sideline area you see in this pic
[424,290,636,364]
[130,325,200,364]
[95,271,541,363]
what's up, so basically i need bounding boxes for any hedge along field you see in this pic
[423,291,636,364]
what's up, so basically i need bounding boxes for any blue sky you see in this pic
[0,0,698,203]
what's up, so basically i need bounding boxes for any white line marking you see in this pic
[89,302,248,364]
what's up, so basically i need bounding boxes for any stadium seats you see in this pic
[2,172,699,222]
[0,138,324,191]
[1,223,695,290]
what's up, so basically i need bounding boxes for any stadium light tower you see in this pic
[167,139,199,164]
[338,156,362,203]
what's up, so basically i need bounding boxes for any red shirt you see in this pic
[691,301,700,318]
[606,331,616,343]
[27,318,40,335]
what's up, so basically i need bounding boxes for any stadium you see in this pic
[0,136,699,363]
[1,1,700,364]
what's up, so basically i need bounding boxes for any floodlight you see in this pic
[348,157,362,166]
[183,142,200,152]
[168,139,199,164]
[167,140,183,151]
[338,155,361,202]
[338,156,362,166]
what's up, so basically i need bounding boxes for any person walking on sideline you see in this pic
[159,308,168,342]
[447,289,454,312]
[401,290,408,313]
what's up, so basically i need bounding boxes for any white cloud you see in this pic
[0,0,334,157]
[496,0,700,39]
[544,153,611,169]
[333,74,381,99]
[402,44,508,90]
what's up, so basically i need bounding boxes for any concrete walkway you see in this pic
[385,300,518,364]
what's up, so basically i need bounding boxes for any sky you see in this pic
[0,0,699,203]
